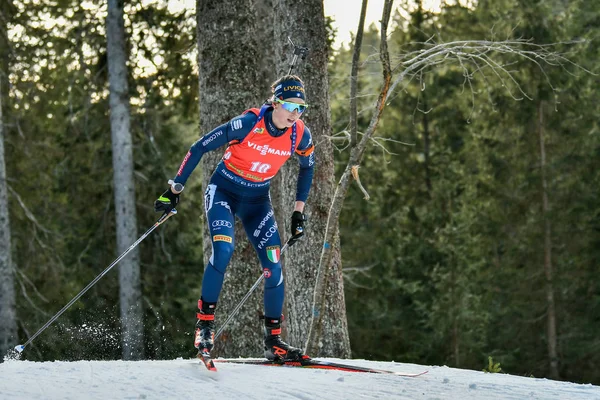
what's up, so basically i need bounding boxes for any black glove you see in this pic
[154,188,180,213]
[291,211,306,238]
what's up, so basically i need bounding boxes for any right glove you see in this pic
[291,211,306,238]
[154,188,180,213]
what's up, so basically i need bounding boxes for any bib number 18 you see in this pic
[249,162,272,173]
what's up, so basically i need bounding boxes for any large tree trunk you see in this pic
[272,0,350,357]
[538,101,559,379]
[196,0,271,357]
[106,0,143,360]
[0,0,18,354]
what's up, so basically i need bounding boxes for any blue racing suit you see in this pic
[172,104,315,318]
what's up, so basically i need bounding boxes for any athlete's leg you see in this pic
[195,182,238,353]
[239,195,305,360]
[238,198,284,318]
[201,183,236,303]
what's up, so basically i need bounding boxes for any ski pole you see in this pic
[12,210,177,355]
[214,232,303,342]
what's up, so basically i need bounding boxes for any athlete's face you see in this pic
[272,97,306,129]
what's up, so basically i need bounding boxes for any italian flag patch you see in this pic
[266,246,280,263]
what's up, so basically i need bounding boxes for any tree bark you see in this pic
[196,0,270,357]
[106,0,143,360]
[0,1,18,353]
[271,0,350,357]
[538,101,559,379]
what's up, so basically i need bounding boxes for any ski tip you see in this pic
[203,360,217,372]
[394,370,429,377]
[197,352,218,372]
[14,345,24,353]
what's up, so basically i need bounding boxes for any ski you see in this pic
[197,351,217,372]
[214,357,428,377]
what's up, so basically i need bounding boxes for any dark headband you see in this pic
[273,79,305,101]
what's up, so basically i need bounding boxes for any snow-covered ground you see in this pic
[1,358,599,400]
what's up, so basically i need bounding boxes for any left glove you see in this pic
[154,188,180,213]
[291,211,306,238]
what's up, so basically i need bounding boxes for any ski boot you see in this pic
[194,298,217,356]
[263,316,306,362]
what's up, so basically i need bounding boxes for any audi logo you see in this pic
[212,220,233,228]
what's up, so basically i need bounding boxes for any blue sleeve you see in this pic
[295,126,315,202]
[172,112,258,185]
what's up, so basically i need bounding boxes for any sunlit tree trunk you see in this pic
[107,0,143,360]
[196,0,271,357]
[0,0,18,353]
[272,0,350,357]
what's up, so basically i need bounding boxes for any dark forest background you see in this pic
[1,0,599,385]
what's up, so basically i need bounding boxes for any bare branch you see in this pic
[343,262,378,289]
[351,165,370,200]
[349,0,368,148]
[455,53,477,122]
[7,185,53,235]
[342,273,375,289]
[15,267,49,304]
[324,130,352,154]
[388,39,591,108]
[375,135,414,146]
[15,272,50,316]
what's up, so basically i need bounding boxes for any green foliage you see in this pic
[483,356,502,373]
[330,0,600,385]
[5,0,202,361]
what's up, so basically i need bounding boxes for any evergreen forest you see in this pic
[1,0,599,385]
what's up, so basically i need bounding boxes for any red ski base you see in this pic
[214,357,428,377]
[197,352,217,372]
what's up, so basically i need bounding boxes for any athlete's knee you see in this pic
[263,264,283,289]
[210,241,234,274]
